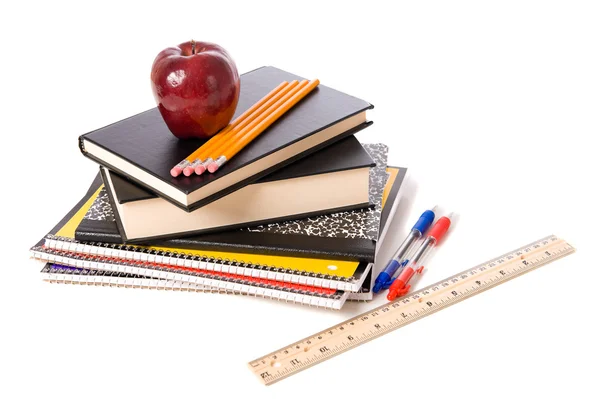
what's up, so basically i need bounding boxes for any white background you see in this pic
[1,1,598,398]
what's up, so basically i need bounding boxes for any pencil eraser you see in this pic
[170,167,183,177]
[207,163,219,173]
[183,166,194,177]
[195,165,206,175]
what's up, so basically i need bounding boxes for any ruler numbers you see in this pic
[249,236,574,385]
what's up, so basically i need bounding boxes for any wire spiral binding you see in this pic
[42,234,360,290]
[42,269,345,309]
[33,246,348,310]
[41,263,241,295]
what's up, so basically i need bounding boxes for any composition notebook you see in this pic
[94,136,375,243]
[75,144,389,262]
[79,66,373,212]
[31,165,406,295]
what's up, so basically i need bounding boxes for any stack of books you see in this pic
[30,66,406,309]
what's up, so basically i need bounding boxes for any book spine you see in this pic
[39,235,361,291]
[39,263,347,310]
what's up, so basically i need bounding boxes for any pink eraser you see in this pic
[195,165,206,175]
[170,167,183,177]
[207,163,219,173]
[183,166,194,177]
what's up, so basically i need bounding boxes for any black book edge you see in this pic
[80,120,373,212]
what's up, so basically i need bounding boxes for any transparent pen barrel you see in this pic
[408,236,437,267]
[392,229,421,262]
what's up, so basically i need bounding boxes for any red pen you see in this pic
[387,214,453,301]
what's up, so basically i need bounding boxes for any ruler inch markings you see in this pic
[248,235,575,385]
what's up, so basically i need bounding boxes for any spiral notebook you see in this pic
[40,263,349,309]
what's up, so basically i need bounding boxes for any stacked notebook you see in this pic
[31,66,406,309]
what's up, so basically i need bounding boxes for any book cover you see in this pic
[79,66,373,211]
[75,144,389,262]
[92,136,375,242]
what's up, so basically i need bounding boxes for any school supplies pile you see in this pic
[30,66,407,309]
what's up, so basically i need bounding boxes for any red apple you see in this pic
[150,40,240,139]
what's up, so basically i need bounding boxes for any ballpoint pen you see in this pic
[387,213,453,301]
[372,207,437,293]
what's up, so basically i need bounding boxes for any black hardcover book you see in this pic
[79,66,373,212]
[96,136,375,242]
[75,144,392,262]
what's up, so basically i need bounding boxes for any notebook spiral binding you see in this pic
[42,264,231,293]
[33,247,349,309]
[41,235,364,291]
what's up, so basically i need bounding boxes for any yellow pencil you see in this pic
[205,80,309,171]
[183,82,289,176]
[192,81,298,175]
[208,79,319,173]
[170,81,291,177]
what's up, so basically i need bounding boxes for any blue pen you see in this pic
[372,207,436,293]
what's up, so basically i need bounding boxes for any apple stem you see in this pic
[191,39,196,55]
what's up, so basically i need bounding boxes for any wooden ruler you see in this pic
[248,235,575,385]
